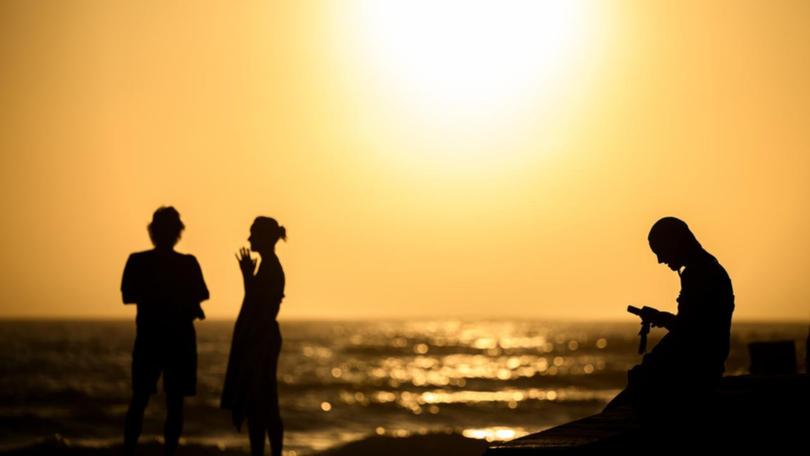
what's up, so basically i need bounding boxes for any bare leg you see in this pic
[268,351,283,456]
[164,393,184,456]
[268,409,284,456]
[124,392,150,456]
[247,412,267,456]
[267,383,283,456]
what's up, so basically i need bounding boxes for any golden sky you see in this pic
[1,1,808,320]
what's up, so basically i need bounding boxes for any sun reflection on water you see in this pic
[337,387,615,412]
[462,426,530,442]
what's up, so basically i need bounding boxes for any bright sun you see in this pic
[334,0,598,170]
[364,0,582,107]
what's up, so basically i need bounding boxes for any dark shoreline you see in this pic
[0,433,492,456]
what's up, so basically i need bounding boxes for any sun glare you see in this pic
[351,1,592,119]
[335,0,597,169]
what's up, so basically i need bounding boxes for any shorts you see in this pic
[131,323,197,396]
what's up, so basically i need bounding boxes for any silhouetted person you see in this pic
[605,217,734,424]
[121,207,209,456]
[221,217,287,456]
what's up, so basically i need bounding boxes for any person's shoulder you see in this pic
[688,252,730,282]
[177,252,203,267]
[123,250,154,277]
[704,253,729,277]
[126,250,154,262]
[179,252,199,261]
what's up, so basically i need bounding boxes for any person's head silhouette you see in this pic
[648,216,702,271]
[248,216,286,255]
[148,206,184,250]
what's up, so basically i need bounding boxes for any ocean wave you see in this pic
[0,320,805,455]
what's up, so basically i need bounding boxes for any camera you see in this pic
[627,305,660,322]
[627,305,660,354]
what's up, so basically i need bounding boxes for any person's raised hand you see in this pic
[235,247,256,278]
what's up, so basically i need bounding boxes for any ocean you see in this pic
[0,319,805,455]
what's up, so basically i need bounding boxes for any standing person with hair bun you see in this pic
[221,217,287,456]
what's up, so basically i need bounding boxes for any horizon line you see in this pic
[0,315,806,324]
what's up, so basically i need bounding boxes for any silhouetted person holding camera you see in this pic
[121,207,209,456]
[605,217,734,423]
[221,217,287,456]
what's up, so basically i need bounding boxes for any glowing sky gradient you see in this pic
[1,1,808,320]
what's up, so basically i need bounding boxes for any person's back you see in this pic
[671,250,734,379]
[639,249,734,396]
[123,248,208,329]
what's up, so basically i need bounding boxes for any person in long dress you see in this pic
[221,217,286,456]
